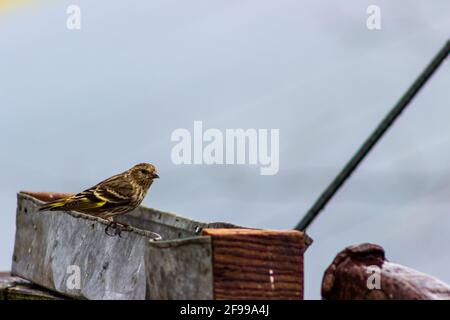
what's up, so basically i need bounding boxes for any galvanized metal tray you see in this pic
[12,191,310,300]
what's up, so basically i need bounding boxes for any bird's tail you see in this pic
[38,199,67,212]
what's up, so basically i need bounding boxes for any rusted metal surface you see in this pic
[203,228,309,300]
[20,191,74,203]
[13,191,309,300]
[0,272,64,300]
[322,243,450,300]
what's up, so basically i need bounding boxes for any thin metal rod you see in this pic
[295,39,450,232]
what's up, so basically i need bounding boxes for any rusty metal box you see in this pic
[11,191,310,300]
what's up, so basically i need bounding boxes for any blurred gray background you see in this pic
[1,0,450,299]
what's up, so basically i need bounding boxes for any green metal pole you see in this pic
[296,39,450,232]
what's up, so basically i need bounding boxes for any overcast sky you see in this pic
[1,0,450,299]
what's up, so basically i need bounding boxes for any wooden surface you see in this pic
[0,272,64,300]
[322,243,450,300]
[203,228,309,300]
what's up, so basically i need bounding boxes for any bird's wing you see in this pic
[39,172,136,213]
[43,175,132,211]
[90,175,134,205]
[60,192,109,211]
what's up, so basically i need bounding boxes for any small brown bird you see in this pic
[39,163,159,235]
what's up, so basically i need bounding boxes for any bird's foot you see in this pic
[105,221,132,237]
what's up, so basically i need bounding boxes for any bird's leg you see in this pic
[105,218,132,237]
[116,221,132,238]
[105,218,118,237]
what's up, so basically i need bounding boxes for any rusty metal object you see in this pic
[12,191,310,300]
[322,243,450,300]
[204,228,309,300]
[21,191,74,202]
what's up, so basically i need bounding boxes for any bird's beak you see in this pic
[152,173,160,179]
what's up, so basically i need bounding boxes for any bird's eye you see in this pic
[140,169,150,175]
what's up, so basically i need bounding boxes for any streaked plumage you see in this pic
[39,163,159,220]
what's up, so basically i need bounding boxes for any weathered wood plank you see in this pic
[0,272,65,300]
[203,229,309,300]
